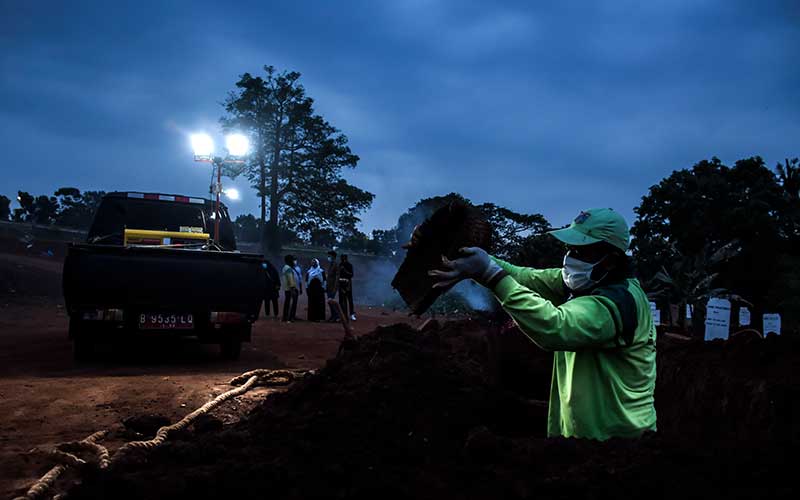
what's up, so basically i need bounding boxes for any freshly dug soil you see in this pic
[656,331,800,444]
[69,324,799,500]
[392,202,492,315]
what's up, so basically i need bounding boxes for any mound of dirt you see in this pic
[67,324,799,500]
[656,331,800,444]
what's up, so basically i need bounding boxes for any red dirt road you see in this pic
[0,296,415,498]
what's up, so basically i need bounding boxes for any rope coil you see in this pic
[15,431,108,500]
[14,369,304,500]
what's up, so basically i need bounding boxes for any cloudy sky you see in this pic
[1,0,798,232]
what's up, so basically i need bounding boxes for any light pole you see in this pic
[190,133,250,243]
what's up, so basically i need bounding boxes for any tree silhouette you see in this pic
[222,66,373,252]
[233,214,261,242]
[390,192,553,261]
[776,157,800,203]
[54,187,105,229]
[0,195,10,221]
[776,158,800,244]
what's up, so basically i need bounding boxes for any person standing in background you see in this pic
[306,258,327,322]
[293,257,304,299]
[281,254,298,322]
[261,259,280,320]
[338,254,356,321]
[326,250,340,322]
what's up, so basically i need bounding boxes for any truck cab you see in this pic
[87,192,236,249]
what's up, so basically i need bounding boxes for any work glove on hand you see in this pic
[428,247,504,289]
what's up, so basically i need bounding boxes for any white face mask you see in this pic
[562,253,608,292]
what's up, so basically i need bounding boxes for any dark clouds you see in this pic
[1,0,798,231]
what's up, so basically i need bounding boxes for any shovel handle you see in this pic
[328,299,355,338]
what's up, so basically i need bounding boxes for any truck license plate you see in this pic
[139,313,193,330]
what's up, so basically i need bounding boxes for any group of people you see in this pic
[261,251,356,323]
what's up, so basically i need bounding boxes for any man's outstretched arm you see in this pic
[490,275,620,351]
[490,257,568,305]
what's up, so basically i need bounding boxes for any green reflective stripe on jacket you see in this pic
[490,258,657,441]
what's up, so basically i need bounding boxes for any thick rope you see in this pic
[115,375,261,455]
[14,464,67,500]
[14,370,303,500]
[51,439,110,470]
[229,369,300,387]
[14,431,107,500]
[116,369,302,456]
[41,450,86,468]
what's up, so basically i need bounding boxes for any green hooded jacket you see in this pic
[490,257,657,441]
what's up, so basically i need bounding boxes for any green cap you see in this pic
[548,208,630,252]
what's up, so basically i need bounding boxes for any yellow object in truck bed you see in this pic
[123,228,210,246]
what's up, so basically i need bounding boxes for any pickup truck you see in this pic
[63,191,263,361]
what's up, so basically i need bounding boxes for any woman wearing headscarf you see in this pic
[305,258,327,322]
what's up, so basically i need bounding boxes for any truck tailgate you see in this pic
[63,245,263,314]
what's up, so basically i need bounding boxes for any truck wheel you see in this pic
[220,340,241,360]
[73,335,94,363]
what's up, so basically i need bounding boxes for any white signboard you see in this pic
[704,298,731,341]
[649,302,660,326]
[738,307,751,326]
[686,304,692,320]
[763,314,781,335]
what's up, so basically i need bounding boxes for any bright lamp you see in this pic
[190,133,214,157]
[225,134,250,157]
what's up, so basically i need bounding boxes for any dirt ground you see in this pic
[0,251,417,498]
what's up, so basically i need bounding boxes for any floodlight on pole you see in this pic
[224,188,240,201]
[189,130,251,245]
[225,134,250,157]
[191,133,214,161]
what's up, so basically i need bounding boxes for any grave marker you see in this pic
[704,298,731,341]
[739,307,751,327]
[763,314,781,335]
[649,302,661,326]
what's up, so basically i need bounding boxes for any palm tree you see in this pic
[647,239,749,333]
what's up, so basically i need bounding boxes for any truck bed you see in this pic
[63,244,263,318]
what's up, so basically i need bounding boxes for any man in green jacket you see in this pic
[428,208,656,440]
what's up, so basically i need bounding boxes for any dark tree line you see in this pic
[385,193,561,267]
[233,192,562,267]
[1,188,105,229]
[632,156,800,330]
[329,193,562,267]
